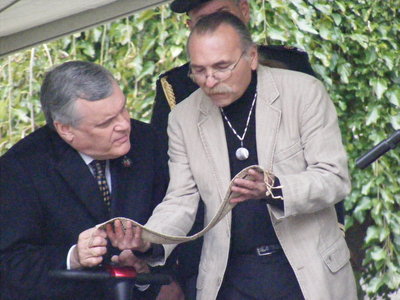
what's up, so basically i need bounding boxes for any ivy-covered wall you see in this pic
[0,1,399,298]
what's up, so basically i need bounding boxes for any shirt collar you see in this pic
[79,152,95,166]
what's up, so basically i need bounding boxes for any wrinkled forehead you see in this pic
[188,24,242,62]
[189,0,241,23]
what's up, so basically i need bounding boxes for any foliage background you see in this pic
[0,0,399,298]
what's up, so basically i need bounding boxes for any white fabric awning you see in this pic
[0,0,170,57]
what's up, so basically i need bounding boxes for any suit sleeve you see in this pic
[292,51,316,77]
[151,77,172,158]
[0,154,78,298]
[258,45,316,77]
[151,127,169,210]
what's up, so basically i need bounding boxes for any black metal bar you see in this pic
[356,130,400,169]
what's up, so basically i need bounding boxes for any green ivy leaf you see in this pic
[366,276,385,294]
[365,226,380,244]
[364,48,377,64]
[349,34,369,48]
[370,78,388,100]
[314,4,332,14]
[266,26,287,41]
[136,61,155,82]
[296,19,318,34]
[365,106,380,125]
[388,88,400,107]
[318,20,333,40]
[370,247,387,261]
[332,13,342,26]
[337,62,351,83]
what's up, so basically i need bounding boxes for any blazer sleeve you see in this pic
[146,110,201,266]
[271,78,350,219]
[0,153,76,298]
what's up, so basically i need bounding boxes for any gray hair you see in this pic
[40,61,115,130]
[227,0,242,6]
[190,0,243,13]
[187,11,254,58]
[185,0,243,15]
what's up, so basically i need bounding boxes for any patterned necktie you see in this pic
[90,160,111,212]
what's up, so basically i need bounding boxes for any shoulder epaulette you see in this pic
[160,76,176,109]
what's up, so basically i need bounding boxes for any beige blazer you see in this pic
[146,66,357,300]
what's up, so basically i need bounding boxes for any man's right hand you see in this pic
[111,250,150,273]
[157,280,185,300]
[70,227,108,269]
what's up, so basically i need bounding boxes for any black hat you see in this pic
[170,0,213,13]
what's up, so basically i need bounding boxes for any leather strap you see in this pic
[96,165,275,245]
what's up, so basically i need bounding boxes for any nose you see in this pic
[204,72,218,88]
[115,110,130,131]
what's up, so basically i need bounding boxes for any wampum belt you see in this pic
[97,165,281,245]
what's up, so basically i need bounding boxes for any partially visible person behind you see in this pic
[0,61,171,299]
[150,1,344,298]
[112,12,357,300]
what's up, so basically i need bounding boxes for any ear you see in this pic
[187,18,194,30]
[239,0,251,24]
[54,121,74,143]
[249,45,258,70]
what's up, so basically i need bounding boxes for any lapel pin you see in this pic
[122,156,132,168]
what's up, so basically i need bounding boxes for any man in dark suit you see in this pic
[149,1,333,299]
[0,61,169,299]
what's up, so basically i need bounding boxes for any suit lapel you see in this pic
[256,66,281,171]
[51,134,109,222]
[198,94,231,202]
[110,155,139,218]
[110,130,153,224]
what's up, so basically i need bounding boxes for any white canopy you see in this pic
[0,0,169,57]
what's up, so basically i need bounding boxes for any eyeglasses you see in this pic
[188,51,245,83]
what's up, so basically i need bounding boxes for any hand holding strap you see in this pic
[96,165,276,245]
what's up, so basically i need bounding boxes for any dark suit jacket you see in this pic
[0,119,168,300]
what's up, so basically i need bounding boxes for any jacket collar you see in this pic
[50,129,109,222]
[255,66,281,171]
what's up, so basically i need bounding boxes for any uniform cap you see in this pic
[170,0,213,13]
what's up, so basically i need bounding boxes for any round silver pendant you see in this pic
[235,147,249,160]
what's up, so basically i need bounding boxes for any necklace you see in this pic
[220,92,257,160]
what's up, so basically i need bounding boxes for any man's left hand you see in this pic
[229,168,271,203]
[106,219,151,253]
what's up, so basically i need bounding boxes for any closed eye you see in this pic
[97,118,113,128]
[213,63,231,71]
[191,66,205,74]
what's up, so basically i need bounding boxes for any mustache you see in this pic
[203,84,233,95]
